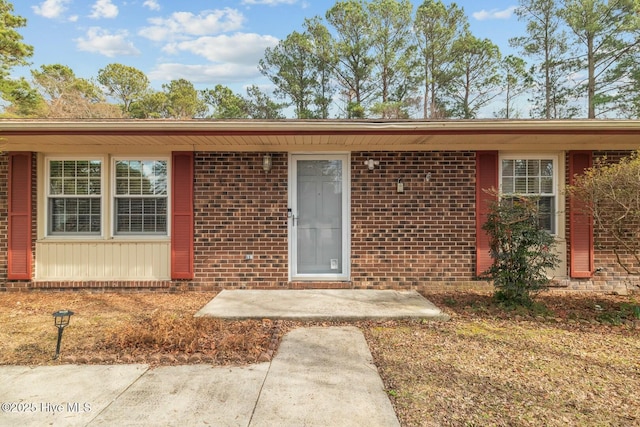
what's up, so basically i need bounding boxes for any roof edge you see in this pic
[2,118,640,134]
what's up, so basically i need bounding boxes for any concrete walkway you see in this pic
[1,291,448,426]
[195,289,450,321]
[0,327,400,427]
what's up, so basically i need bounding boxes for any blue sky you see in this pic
[11,0,524,96]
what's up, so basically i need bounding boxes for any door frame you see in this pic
[288,153,351,282]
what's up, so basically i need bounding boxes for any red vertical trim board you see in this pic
[171,151,194,279]
[8,152,33,280]
[475,151,499,276]
[569,151,594,278]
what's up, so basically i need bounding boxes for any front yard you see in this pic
[1,290,638,426]
[366,292,640,426]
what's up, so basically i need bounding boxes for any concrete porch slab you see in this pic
[194,289,450,321]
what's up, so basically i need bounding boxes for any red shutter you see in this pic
[8,152,32,280]
[171,152,194,279]
[476,151,499,276]
[569,151,594,278]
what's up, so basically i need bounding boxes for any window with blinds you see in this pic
[500,157,557,233]
[48,159,102,235]
[114,159,168,235]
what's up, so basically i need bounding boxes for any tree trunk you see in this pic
[587,35,595,119]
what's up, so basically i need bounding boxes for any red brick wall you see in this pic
[190,152,289,290]
[185,151,479,290]
[351,151,477,288]
[0,154,8,284]
[3,149,637,293]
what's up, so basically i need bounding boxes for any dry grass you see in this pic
[364,292,640,427]
[0,292,280,365]
[2,290,639,425]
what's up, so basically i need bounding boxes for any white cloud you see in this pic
[75,27,141,57]
[473,6,516,21]
[69,15,79,22]
[143,0,161,11]
[164,33,278,65]
[90,0,119,19]
[32,0,71,19]
[139,8,245,42]
[241,0,297,5]
[148,63,261,84]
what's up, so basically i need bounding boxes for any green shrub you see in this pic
[482,194,560,306]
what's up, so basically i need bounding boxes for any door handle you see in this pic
[288,209,296,226]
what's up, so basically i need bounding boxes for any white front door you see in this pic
[289,154,350,281]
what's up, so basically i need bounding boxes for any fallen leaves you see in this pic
[364,291,640,427]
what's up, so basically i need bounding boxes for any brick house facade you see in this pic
[1,120,639,293]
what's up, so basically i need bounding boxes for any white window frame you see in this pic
[499,153,559,235]
[111,156,171,239]
[45,156,105,238]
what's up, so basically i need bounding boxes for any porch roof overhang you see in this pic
[1,119,640,153]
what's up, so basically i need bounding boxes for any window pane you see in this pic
[514,160,527,176]
[130,215,143,231]
[89,179,101,195]
[50,161,62,177]
[129,179,142,195]
[514,177,527,193]
[502,160,514,177]
[527,160,539,177]
[77,214,91,232]
[143,216,156,232]
[154,178,167,195]
[66,198,77,212]
[538,197,555,232]
[76,179,89,195]
[527,177,539,194]
[62,179,74,195]
[91,200,101,215]
[50,178,62,195]
[541,177,553,194]
[77,161,89,177]
[63,161,76,177]
[78,199,90,214]
[116,161,129,178]
[143,199,156,215]
[131,199,143,215]
[501,177,514,193]
[541,159,553,176]
[156,216,167,232]
[117,216,130,232]
[129,160,142,174]
[116,178,128,195]
[90,160,101,177]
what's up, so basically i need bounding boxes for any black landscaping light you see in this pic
[52,310,74,360]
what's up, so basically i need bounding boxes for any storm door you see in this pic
[289,154,350,281]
